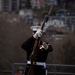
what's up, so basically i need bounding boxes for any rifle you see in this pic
[28,5,53,75]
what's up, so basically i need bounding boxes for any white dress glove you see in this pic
[33,29,42,39]
[42,42,48,50]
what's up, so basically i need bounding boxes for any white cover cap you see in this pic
[30,26,41,31]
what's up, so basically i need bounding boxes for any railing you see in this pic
[0,63,75,75]
[12,63,75,75]
[47,64,75,75]
[0,70,12,75]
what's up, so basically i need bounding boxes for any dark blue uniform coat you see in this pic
[21,36,53,75]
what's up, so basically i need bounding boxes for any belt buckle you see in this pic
[36,62,38,65]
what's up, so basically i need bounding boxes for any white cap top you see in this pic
[30,26,41,31]
[30,24,47,33]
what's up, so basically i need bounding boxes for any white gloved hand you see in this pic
[42,42,48,50]
[33,29,42,39]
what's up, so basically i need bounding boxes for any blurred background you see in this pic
[0,0,75,75]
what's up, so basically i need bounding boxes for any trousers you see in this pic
[25,64,46,75]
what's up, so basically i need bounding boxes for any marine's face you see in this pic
[33,31,37,35]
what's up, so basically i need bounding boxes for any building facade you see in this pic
[31,0,57,9]
[0,0,58,12]
[0,0,2,11]
[0,0,25,12]
[2,0,19,12]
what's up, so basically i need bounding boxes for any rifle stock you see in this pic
[28,5,53,75]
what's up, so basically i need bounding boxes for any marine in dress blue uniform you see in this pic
[21,26,53,75]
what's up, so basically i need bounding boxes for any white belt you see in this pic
[27,61,46,68]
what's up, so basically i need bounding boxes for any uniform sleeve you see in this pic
[21,36,36,51]
[47,45,53,52]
